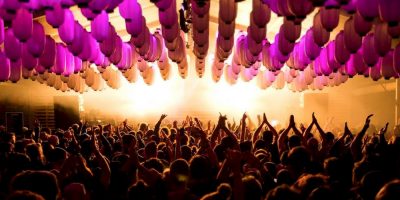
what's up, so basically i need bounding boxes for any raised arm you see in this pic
[378,122,389,147]
[252,114,266,144]
[350,114,373,161]
[220,114,240,150]
[241,113,247,143]
[312,113,327,142]
[278,116,293,154]
[92,131,111,189]
[290,115,307,146]
[154,114,167,139]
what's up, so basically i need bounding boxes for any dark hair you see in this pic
[7,190,45,200]
[10,170,60,200]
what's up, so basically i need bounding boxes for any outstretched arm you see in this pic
[312,113,327,142]
[92,131,111,189]
[252,115,265,144]
[278,116,293,154]
[154,114,167,139]
[241,113,247,143]
[350,114,373,160]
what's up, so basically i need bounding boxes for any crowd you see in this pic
[0,112,400,200]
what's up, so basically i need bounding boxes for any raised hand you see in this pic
[173,120,178,129]
[379,122,389,135]
[312,112,317,123]
[160,114,167,121]
[289,115,295,127]
[263,113,268,124]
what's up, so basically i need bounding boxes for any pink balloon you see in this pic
[26,22,45,57]
[68,22,85,56]
[281,18,301,42]
[334,31,350,65]
[378,0,400,26]
[190,0,209,16]
[12,8,33,42]
[88,0,109,13]
[356,0,378,21]
[0,18,4,44]
[287,0,314,19]
[192,13,209,32]
[219,0,237,23]
[374,23,392,57]
[58,9,75,44]
[9,59,22,83]
[380,51,397,79]
[218,19,235,40]
[4,29,22,61]
[119,0,142,22]
[0,52,11,82]
[326,41,342,72]
[388,24,400,38]
[312,11,330,47]
[100,25,116,57]
[320,7,339,32]
[63,51,74,76]
[304,29,321,60]
[248,20,266,43]
[343,17,362,53]
[106,0,124,13]
[126,16,144,38]
[193,28,209,47]
[158,1,177,28]
[91,11,109,42]
[80,7,97,20]
[251,0,271,28]
[21,44,38,70]
[353,12,372,36]
[39,36,56,69]
[74,56,82,73]
[395,43,400,74]
[53,44,66,75]
[277,31,294,56]
[370,60,382,81]
[362,33,379,66]
[45,5,65,28]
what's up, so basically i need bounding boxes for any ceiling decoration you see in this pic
[0,0,399,93]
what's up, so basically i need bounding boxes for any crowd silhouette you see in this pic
[0,113,400,200]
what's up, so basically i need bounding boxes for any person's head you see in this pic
[144,141,157,159]
[288,135,302,149]
[359,171,387,200]
[287,147,310,173]
[375,179,400,200]
[190,155,211,180]
[276,169,294,185]
[169,159,190,186]
[308,186,335,200]
[143,158,164,173]
[240,141,253,153]
[242,175,263,200]
[47,147,68,168]
[48,135,59,147]
[265,184,300,200]
[262,130,274,144]
[10,170,60,200]
[23,129,35,140]
[128,180,152,200]
[214,144,226,162]
[200,183,232,200]
[122,134,136,153]
[181,145,192,161]
[4,133,16,144]
[63,183,87,200]
[7,190,45,200]
[25,143,44,163]
[307,138,319,152]
[293,174,328,198]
